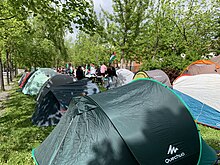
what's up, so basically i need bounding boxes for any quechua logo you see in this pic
[165,144,186,164]
[167,145,179,155]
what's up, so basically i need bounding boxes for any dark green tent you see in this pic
[32,79,217,165]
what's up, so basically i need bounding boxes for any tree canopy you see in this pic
[0,0,219,72]
[90,0,220,70]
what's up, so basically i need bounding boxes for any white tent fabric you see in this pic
[173,74,220,112]
[116,69,134,87]
[22,68,57,95]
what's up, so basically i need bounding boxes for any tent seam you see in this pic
[32,149,39,165]
[48,116,77,165]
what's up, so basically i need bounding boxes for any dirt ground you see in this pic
[0,76,14,116]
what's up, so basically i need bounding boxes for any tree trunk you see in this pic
[6,49,10,85]
[0,51,5,91]
[9,52,13,81]
[56,59,59,70]
[129,60,132,71]
[120,49,124,69]
[15,63,17,77]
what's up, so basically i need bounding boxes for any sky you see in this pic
[66,0,113,42]
[93,0,113,14]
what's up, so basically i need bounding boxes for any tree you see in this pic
[6,0,97,33]
[0,1,29,87]
[69,32,109,67]
[0,47,5,91]
[141,0,220,70]
[99,0,150,68]
[0,0,99,74]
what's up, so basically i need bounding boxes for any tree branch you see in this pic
[167,17,185,39]
[0,15,16,21]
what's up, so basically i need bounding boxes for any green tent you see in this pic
[32,79,217,165]
[22,68,57,96]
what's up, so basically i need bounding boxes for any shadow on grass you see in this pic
[5,91,35,109]
[204,139,220,150]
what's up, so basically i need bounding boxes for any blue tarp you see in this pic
[174,89,220,129]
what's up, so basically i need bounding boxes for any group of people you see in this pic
[56,63,118,89]
[84,63,118,89]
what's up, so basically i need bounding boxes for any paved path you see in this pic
[0,74,14,117]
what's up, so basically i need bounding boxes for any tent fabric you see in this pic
[184,64,218,75]
[33,91,64,127]
[22,68,57,96]
[145,70,171,87]
[133,70,171,87]
[211,55,220,66]
[103,69,134,89]
[36,74,74,101]
[18,72,27,86]
[115,69,134,87]
[180,60,220,76]
[19,71,34,89]
[173,74,220,113]
[132,71,149,79]
[174,89,220,129]
[200,138,219,165]
[33,78,100,126]
[32,79,217,165]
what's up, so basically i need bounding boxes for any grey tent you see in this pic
[133,69,171,87]
[211,55,220,66]
[32,79,217,165]
[180,60,220,76]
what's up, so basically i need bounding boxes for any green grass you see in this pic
[199,125,220,150]
[0,84,219,165]
[0,86,54,165]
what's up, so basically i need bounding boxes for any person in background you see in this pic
[95,65,102,85]
[65,63,69,74]
[61,67,65,74]
[100,63,107,86]
[100,63,107,77]
[90,63,96,76]
[57,67,62,73]
[111,66,117,78]
[84,64,89,76]
[69,63,74,76]
[76,66,84,80]
[96,66,101,76]
[106,66,117,89]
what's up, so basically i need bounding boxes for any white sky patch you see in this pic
[93,0,113,14]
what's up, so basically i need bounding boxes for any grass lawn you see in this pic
[0,84,219,165]
[0,87,54,165]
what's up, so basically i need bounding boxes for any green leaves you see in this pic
[99,0,150,63]
[140,0,219,71]
[0,0,101,69]
[1,0,219,72]
[69,32,109,66]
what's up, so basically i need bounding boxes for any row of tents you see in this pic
[18,68,100,126]
[173,59,220,130]
[18,67,173,127]
[131,59,220,130]
[16,59,220,164]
